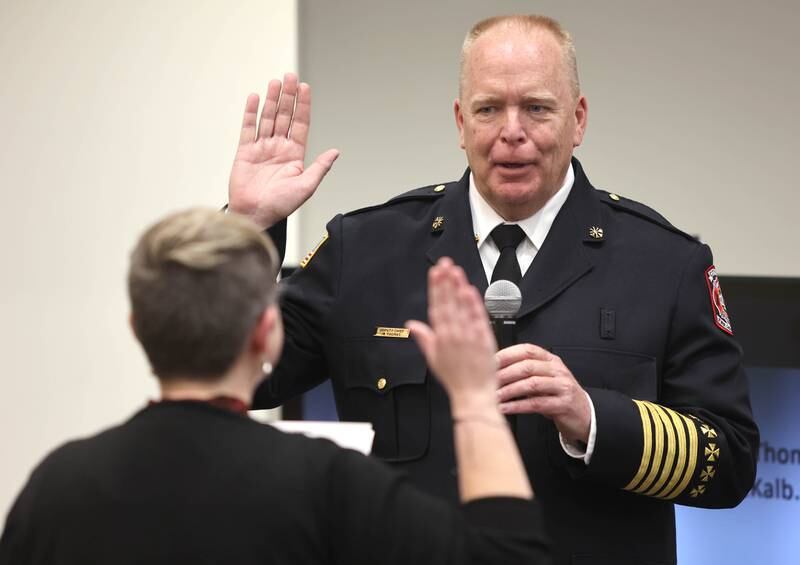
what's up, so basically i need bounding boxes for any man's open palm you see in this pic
[228,73,338,228]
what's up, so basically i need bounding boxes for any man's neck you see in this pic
[469,163,575,250]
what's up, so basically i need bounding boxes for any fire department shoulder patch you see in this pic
[705,266,733,335]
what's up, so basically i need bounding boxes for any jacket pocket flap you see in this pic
[552,346,658,401]
[343,338,427,394]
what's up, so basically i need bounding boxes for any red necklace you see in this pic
[150,396,250,415]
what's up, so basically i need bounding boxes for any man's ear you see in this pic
[454,98,466,149]
[572,95,588,148]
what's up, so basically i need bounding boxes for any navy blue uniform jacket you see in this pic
[255,159,758,565]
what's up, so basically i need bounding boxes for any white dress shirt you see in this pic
[467,163,597,464]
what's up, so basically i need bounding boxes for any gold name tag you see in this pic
[374,327,410,339]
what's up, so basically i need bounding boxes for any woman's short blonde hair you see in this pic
[128,208,279,380]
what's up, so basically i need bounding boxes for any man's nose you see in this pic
[500,109,526,144]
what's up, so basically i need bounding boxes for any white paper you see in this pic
[249,412,375,455]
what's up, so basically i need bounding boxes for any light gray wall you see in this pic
[298,0,799,276]
[0,0,297,521]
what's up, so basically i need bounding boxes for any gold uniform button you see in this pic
[377,377,387,391]
[609,193,620,201]
[433,184,445,193]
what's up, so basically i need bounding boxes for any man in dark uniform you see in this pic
[228,14,758,565]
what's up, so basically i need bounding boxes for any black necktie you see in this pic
[490,224,525,284]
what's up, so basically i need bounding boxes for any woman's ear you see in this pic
[251,305,283,363]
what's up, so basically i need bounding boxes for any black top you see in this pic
[0,401,549,565]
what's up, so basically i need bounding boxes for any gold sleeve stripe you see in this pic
[662,412,699,500]
[634,402,665,494]
[655,407,689,499]
[624,400,654,491]
[643,403,678,496]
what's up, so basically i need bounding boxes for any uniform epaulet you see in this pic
[597,189,699,243]
[344,182,449,217]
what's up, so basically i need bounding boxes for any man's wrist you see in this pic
[559,391,597,464]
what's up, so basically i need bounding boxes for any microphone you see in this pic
[485,280,522,435]
[484,279,522,350]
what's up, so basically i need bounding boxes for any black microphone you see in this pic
[484,279,522,350]
[484,280,522,435]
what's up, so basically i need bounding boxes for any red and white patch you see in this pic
[705,266,733,335]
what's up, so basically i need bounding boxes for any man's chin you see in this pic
[489,178,542,203]
[489,193,544,220]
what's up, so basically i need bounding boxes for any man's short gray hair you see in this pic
[459,15,580,100]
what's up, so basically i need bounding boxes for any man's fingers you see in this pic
[297,149,340,192]
[257,80,282,140]
[497,375,563,403]
[495,342,553,369]
[273,73,298,138]
[239,93,260,146]
[500,393,569,416]
[289,82,311,147]
[496,358,553,387]
[500,396,558,416]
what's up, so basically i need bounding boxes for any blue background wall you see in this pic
[676,367,800,563]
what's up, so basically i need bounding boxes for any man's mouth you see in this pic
[495,162,532,170]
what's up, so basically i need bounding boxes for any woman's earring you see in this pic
[262,361,273,375]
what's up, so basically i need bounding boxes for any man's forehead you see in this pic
[462,33,566,92]
[462,31,563,86]
[467,25,560,61]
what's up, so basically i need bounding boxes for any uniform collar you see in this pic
[426,158,603,317]
[425,169,490,293]
[469,163,575,251]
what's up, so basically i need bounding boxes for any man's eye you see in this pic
[528,104,544,113]
[476,106,495,115]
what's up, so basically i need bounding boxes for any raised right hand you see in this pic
[406,258,498,406]
[228,73,339,229]
[409,260,532,503]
